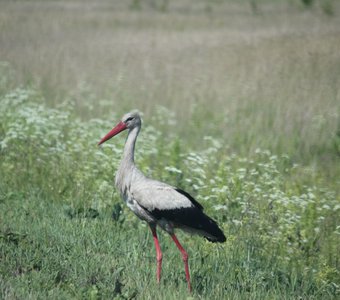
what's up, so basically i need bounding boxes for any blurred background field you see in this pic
[1,0,340,170]
[0,0,340,299]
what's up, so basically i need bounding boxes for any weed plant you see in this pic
[0,81,339,299]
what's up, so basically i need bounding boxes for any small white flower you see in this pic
[232,219,242,226]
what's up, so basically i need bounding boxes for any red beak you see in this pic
[98,121,127,145]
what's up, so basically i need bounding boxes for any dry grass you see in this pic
[0,0,339,166]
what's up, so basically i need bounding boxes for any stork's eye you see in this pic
[125,117,134,122]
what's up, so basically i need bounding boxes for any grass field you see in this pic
[1,0,340,299]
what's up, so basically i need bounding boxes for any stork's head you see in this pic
[98,111,142,145]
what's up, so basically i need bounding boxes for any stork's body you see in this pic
[99,111,226,292]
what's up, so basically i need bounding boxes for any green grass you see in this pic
[1,89,339,299]
[1,0,340,299]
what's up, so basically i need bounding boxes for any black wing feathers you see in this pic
[152,206,226,243]
[144,188,226,243]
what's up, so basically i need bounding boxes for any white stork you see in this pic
[98,111,226,292]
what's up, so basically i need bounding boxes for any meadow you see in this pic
[1,0,340,299]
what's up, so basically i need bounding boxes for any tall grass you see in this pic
[1,0,340,299]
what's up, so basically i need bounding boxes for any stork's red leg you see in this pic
[171,234,192,292]
[150,225,162,283]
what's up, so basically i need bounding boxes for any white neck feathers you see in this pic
[115,125,141,196]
